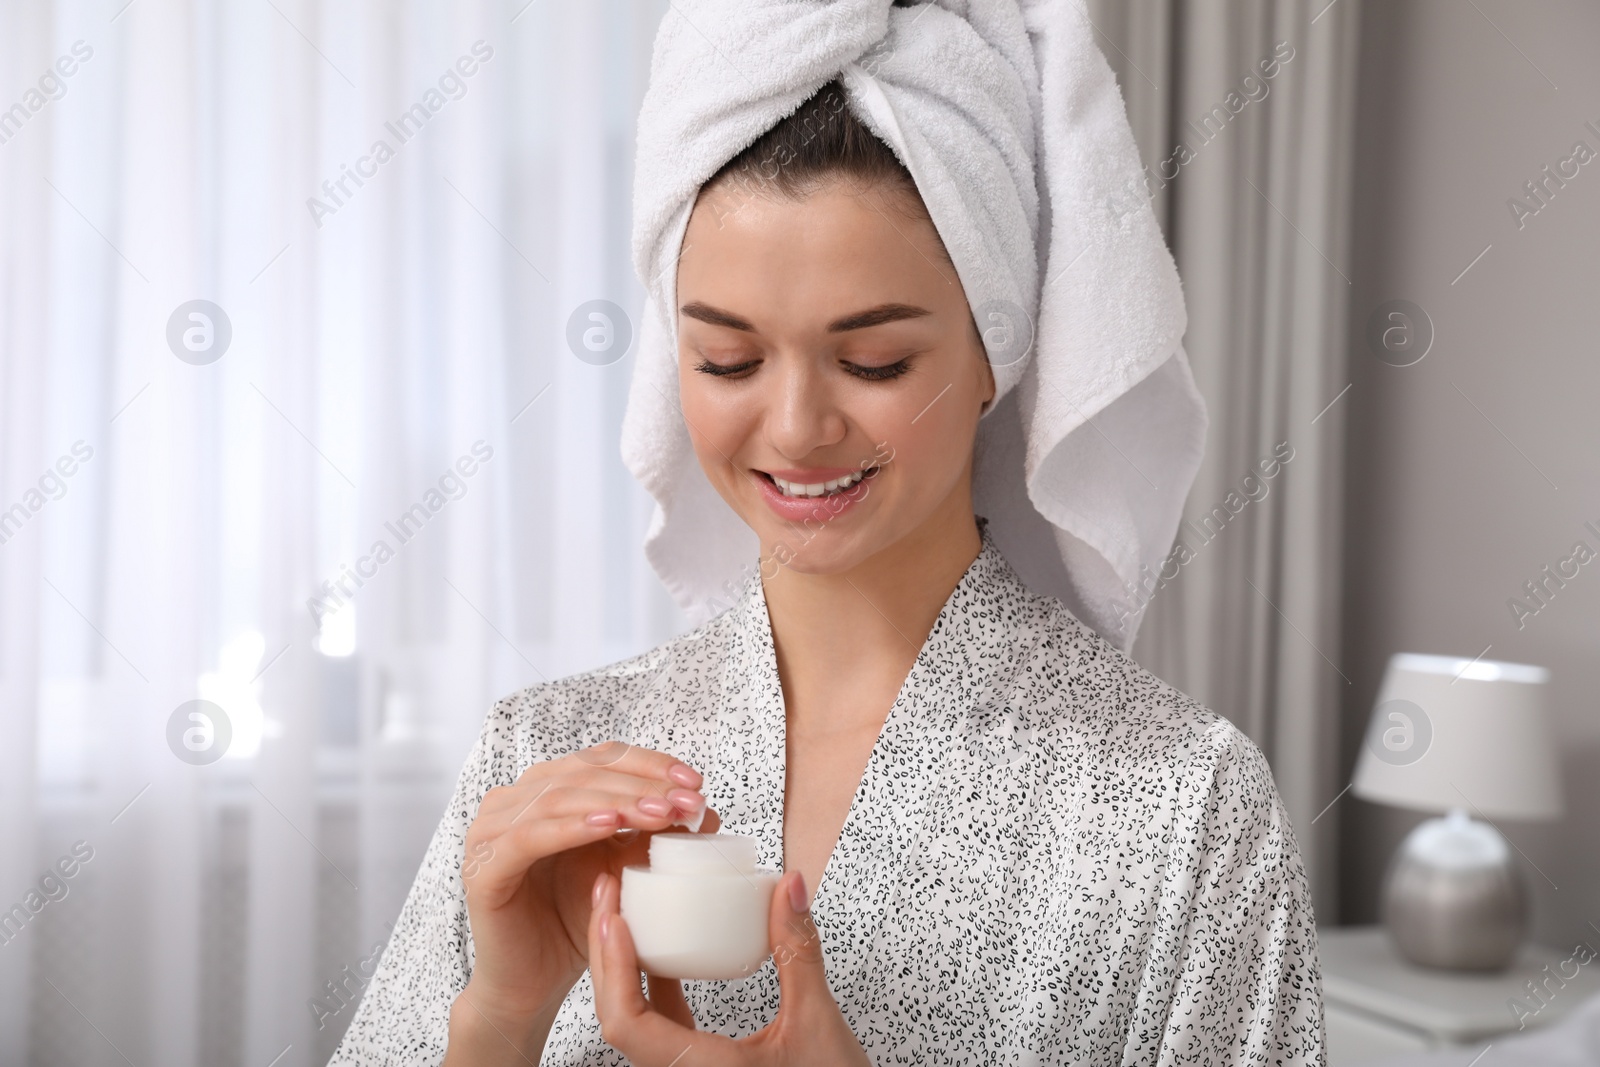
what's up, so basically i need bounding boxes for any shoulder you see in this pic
[1018,586,1280,815]
[1011,593,1304,896]
[469,609,738,787]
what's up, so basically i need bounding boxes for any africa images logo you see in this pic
[167,300,232,365]
[1363,698,1432,767]
[166,699,233,765]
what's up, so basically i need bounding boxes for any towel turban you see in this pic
[621,0,1207,651]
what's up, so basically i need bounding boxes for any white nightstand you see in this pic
[1320,925,1600,1065]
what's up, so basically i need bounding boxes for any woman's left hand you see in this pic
[587,868,871,1066]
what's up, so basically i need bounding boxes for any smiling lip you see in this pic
[751,465,879,524]
[764,468,860,482]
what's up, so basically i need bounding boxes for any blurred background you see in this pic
[1,1,1596,1065]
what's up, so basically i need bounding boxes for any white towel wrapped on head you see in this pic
[621,0,1206,651]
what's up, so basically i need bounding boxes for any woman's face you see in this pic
[675,178,995,576]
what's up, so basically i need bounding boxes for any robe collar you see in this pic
[706,524,1048,919]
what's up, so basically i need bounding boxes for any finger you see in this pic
[645,974,696,1030]
[591,877,707,1065]
[561,742,705,794]
[462,809,622,907]
[545,763,704,799]
[571,753,708,828]
[465,793,701,901]
[591,874,645,1020]
[769,871,829,1010]
[508,782,707,829]
[569,777,707,825]
[516,765,708,817]
[482,776,707,833]
[587,872,612,997]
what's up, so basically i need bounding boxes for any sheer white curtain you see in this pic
[0,2,675,1064]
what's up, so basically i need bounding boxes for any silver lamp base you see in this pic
[1380,808,1527,972]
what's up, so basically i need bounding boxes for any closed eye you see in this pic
[843,358,913,381]
[694,358,760,378]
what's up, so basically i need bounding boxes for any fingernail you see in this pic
[666,762,701,788]
[666,788,705,810]
[599,913,612,943]
[592,874,606,908]
[586,809,618,827]
[637,795,674,817]
[787,871,808,913]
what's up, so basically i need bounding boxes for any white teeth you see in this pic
[770,468,869,499]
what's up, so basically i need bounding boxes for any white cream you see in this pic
[619,832,780,980]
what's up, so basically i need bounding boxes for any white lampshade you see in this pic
[1352,652,1562,821]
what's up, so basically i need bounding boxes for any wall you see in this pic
[1341,0,1600,948]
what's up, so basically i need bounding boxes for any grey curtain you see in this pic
[1087,0,1363,918]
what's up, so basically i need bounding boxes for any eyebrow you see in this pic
[678,301,932,333]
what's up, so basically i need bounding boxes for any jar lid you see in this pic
[648,832,759,875]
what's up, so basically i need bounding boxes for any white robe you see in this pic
[329,533,1325,1065]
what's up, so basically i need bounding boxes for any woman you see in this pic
[331,4,1322,1065]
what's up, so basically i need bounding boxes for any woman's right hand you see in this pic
[444,742,721,1063]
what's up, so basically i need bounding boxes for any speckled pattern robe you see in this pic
[328,533,1325,1065]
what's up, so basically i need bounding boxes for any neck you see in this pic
[760,483,983,736]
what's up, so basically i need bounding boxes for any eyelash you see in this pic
[847,359,912,381]
[693,358,760,378]
[692,358,914,381]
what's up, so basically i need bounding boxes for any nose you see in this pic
[764,355,846,461]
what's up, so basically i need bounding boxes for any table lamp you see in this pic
[1352,652,1562,971]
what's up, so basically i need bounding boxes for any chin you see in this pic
[760,527,879,576]
[739,488,897,578]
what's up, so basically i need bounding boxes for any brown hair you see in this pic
[699,71,986,383]
[704,78,929,222]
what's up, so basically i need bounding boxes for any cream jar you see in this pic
[619,832,780,980]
